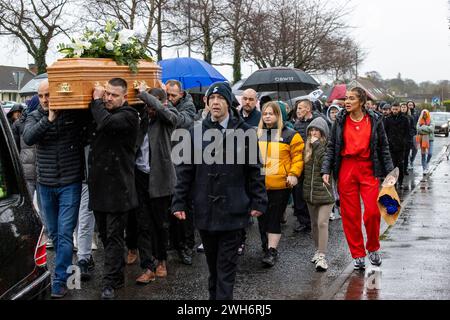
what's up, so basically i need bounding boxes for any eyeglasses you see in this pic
[38,93,49,98]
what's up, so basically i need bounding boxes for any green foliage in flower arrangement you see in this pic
[57,20,153,73]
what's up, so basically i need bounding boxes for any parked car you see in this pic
[1,101,15,116]
[0,108,50,300]
[430,112,450,137]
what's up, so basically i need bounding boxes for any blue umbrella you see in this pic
[158,57,227,93]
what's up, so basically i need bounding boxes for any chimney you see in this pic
[28,63,38,75]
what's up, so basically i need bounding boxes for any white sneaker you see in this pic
[311,251,320,263]
[329,211,336,221]
[315,254,328,271]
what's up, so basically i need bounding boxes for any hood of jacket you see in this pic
[7,104,23,118]
[326,104,342,122]
[307,117,330,139]
[179,92,193,106]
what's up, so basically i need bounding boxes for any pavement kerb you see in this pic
[319,143,450,300]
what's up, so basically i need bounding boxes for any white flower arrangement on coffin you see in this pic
[57,20,153,73]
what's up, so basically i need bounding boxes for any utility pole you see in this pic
[355,51,358,79]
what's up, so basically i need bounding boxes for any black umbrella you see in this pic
[239,67,319,92]
[238,67,319,104]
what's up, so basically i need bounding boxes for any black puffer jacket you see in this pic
[384,113,410,153]
[321,109,394,180]
[23,106,86,187]
[171,107,268,232]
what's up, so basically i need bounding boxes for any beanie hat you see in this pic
[207,82,233,108]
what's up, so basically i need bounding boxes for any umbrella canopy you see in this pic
[158,57,227,92]
[327,84,347,103]
[19,73,48,95]
[238,67,319,92]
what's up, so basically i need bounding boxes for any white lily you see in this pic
[105,42,114,51]
[118,29,135,45]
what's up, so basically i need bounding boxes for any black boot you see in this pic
[262,248,278,268]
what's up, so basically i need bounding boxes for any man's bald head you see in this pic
[241,89,258,114]
[38,79,50,110]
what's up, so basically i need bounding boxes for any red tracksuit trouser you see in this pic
[338,158,381,259]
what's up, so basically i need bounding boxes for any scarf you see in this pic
[416,110,431,153]
[416,134,430,153]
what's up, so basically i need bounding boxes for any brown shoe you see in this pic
[136,269,156,284]
[156,262,167,278]
[127,249,138,265]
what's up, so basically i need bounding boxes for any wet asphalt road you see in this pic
[47,135,450,300]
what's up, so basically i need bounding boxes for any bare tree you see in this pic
[169,0,225,63]
[319,35,366,82]
[81,0,179,61]
[0,0,74,74]
[243,0,354,74]
[215,0,255,82]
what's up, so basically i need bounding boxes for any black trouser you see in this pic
[292,176,310,227]
[404,143,412,172]
[258,189,291,250]
[199,229,242,300]
[94,211,128,288]
[125,208,138,251]
[391,149,405,186]
[135,169,170,269]
[169,203,195,251]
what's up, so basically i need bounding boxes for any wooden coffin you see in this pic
[47,58,162,109]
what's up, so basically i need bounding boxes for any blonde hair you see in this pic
[304,129,327,164]
[257,101,284,141]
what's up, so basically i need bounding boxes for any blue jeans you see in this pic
[38,182,82,285]
[421,140,433,171]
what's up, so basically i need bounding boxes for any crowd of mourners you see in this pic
[5,78,435,300]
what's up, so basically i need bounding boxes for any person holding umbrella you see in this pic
[321,87,393,270]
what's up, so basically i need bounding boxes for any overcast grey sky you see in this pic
[1,0,449,84]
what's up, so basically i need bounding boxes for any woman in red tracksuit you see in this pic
[321,87,394,270]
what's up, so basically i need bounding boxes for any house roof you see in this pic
[0,65,35,91]
[349,77,389,101]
